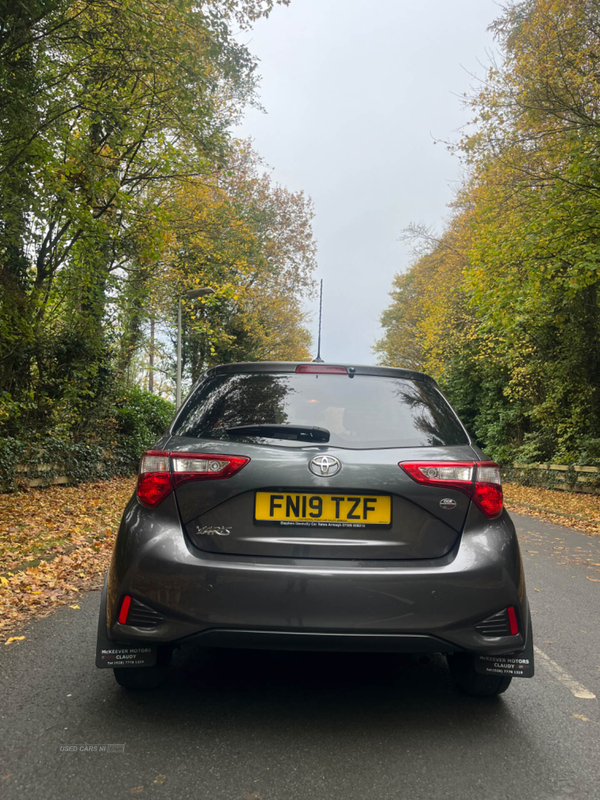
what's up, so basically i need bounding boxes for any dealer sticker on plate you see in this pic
[96,644,157,669]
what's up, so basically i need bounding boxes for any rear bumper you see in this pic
[104,498,530,656]
[162,629,462,653]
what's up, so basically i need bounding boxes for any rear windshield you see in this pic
[172,373,468,449]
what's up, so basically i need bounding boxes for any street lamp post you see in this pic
[177,287,214,409]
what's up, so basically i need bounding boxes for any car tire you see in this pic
[447,653,512,697]
[113,647,171,690]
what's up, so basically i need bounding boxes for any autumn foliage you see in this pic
[0,0,315,462]
[377,0,600,466]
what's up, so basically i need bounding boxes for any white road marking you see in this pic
[534,646,597,699]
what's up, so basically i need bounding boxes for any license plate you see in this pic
[255,492,391,527]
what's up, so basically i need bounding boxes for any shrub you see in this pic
[112,388,175,466]
[0,389,175,491]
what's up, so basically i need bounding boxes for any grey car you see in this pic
[96,361,534,695]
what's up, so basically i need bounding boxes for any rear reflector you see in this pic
[295,364,348,374]
[137,451,250,508]
[118,595,132,625]
[399,460,503,518]
[507,606,519,636]
[125,598,165,629]
[475,607,516,637]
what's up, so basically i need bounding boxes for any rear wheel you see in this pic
[113,647,171,690]
[447,653,512,697]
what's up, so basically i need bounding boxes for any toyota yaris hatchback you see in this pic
[96,362,534,694]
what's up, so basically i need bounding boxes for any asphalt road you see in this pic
[1,512,599,800]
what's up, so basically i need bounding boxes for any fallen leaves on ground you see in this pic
[503,483,600,535]
[0,478,135,572]
[0,477,135,636]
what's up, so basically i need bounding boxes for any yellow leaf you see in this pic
[5,636,26,645]
[69,604,80,609]
[0,577,8,586]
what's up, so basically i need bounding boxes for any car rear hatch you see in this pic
[167,363,480,560]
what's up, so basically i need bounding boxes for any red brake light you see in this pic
[473,462,503,518]
[472,482,503,518]
[399,460,503,519]
[507,606,519,636]
[137,451,173,508]
[137,450,250,508]
[118,595,132,625]
[295,364,348,374]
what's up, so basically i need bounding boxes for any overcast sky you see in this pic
[237,0,501,364]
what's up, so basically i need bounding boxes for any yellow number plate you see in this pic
[255,492,391,526]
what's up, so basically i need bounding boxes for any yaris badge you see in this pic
[309,455,341,477]
[196,526,232,536]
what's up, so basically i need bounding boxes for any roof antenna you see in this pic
[313,279,324,363]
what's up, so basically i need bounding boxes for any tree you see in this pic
[0,0,292,437]
[161,142,316,387]
[378,0,600,464]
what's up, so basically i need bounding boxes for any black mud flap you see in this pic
[95,575,157,669]
[474,610,534,678]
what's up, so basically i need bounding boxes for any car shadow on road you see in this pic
[103,645,520,739]
[77,643,562,800]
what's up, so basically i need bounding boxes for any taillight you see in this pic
[401,462,475,493]
[170,454,250,486]
[399,460,503,519]
[138,451,173,508]
[137,450,250,508]
[472,463,503,518]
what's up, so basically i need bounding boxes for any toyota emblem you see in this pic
[309,455,341,477]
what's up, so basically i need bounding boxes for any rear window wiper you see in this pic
[225,424,330,443]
